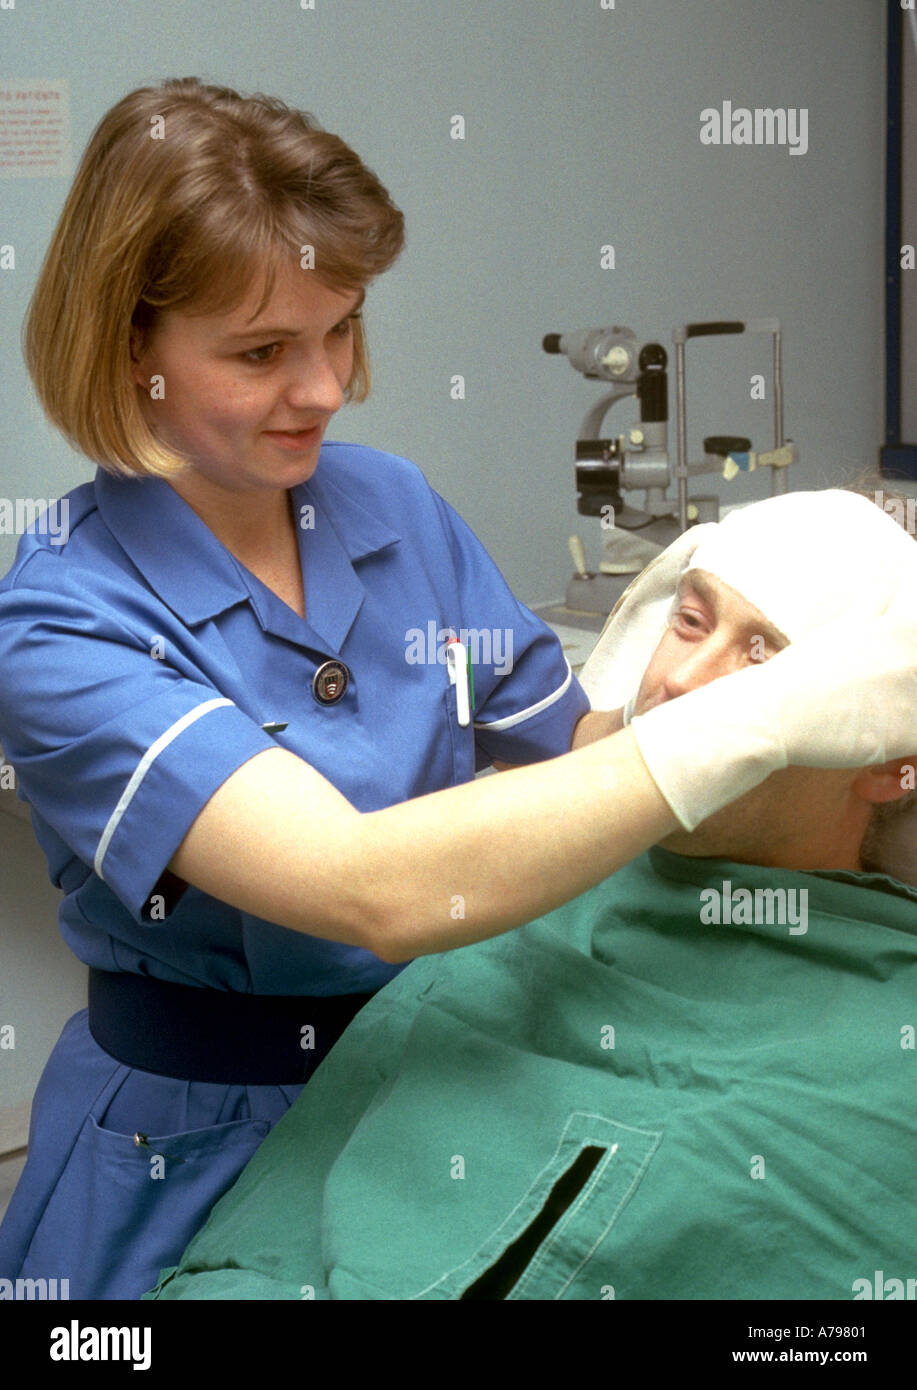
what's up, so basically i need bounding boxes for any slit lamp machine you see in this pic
[539,319,798,629]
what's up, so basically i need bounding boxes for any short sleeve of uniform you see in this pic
[0,561,277,924]
[429,490,590,767]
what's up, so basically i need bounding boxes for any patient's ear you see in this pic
[852,757,917,805]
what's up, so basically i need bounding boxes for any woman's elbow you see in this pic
[343,897,411,965]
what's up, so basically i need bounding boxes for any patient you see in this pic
[148,486,917,1301]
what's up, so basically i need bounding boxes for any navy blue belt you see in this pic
[88,967,374,1085]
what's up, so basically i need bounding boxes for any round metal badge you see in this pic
[311,660,350,705]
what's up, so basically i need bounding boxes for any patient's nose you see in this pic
[663,637,745,698]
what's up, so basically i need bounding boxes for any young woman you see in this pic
[0,77,912,1299]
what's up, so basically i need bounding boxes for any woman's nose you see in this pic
[283,354,345,414]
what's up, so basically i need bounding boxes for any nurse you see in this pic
[0,76,914,1300]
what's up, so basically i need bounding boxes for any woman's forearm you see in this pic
[354,725,675,959]
[169,728,676,962]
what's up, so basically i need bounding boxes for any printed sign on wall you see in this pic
[0,80,70,178]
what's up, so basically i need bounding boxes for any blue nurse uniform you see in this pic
[0,441,589,1298]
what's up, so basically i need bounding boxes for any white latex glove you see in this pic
[629,602,917,830]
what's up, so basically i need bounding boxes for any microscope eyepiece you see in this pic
[638,343,667,370]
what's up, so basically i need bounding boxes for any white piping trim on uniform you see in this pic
[94,698,234,880]
[472,658,573,732]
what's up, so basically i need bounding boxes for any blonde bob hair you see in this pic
[23,76,406,478]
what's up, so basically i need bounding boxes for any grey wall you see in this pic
[0,0,891,1106]
[1,0,889,595]
[0,808,87,1112]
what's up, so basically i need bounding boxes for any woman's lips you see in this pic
[264,425,322,451]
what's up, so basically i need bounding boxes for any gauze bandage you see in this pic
[578,489,917,884]
[687,489,917,640]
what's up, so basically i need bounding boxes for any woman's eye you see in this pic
[243,343,280,364]
[333,313,361,338]
[242,314,359,362]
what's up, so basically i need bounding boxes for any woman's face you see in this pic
[130,259,364,495]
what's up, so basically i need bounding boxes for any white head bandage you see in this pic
[578,488,917,884]
[686,489,917,640]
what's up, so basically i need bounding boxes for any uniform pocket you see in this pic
[423,1111,662,1300]
[24,1112,270,1299]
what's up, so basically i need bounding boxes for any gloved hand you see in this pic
[629,600,917,830]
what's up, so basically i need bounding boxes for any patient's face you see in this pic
[633,569,788,716]
[633,570,867,867]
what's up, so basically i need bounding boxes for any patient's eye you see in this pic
[671,606,707,634]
